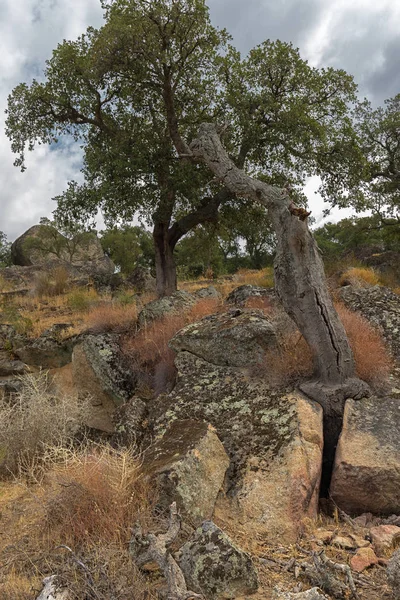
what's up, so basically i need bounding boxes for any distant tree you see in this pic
[0,232,11,268]
[100,225,154,274]
[329,95,400,222]
[315,214,400,263]
[175,225,226,278]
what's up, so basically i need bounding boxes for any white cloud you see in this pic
[0,0,102,240]
[1,0,399,241]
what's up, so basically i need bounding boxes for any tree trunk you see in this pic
[153,222,177,298]
[190,123,370,493]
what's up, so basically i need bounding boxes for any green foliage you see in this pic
[67,290,93,311]
[314,215,400,262]
[0,302,33,335]
[350,95,400,219]
[175,225,226,278]
[0,232,11,268]
[100,225,154,274]
[5,0,368,287]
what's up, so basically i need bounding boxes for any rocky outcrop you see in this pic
[72,334,136,432]
[126,266,156,294]
[0,357,26,376]
[338,285,400,358]
[169,309,277,367]
[137,290,196,327]
[144,420,229,525]
[13,325,78,369]
[151,351,323,542]
[388,548,400,599]
[226,284,274,307]
[112,397,147,447]
[11,225,114,277]
[194,285,221,300]
[178,521,258,599]
[330,396,400,515]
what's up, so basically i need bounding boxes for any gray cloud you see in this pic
[209,0,325,54]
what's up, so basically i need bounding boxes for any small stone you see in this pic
[370,525,400,556]
[273,587,329,599]
[314,529,333,544]
[351,547,379,573]
[332,534,369,550]
[178,521,258,600]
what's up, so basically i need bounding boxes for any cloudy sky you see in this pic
[1,0,400,241]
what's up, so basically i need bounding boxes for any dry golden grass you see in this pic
[180,268,274,299]
[0,445,157,600]
[339,266,381,287]
[84,302,138,334]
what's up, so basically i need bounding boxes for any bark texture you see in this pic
[190,123,370,492]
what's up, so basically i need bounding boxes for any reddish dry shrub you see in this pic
[85,302,137,334]
[244,295,274,314]
[264,304,391,388]
[335,303,392,386]
[263,332,313,386]
[123,297,221,395]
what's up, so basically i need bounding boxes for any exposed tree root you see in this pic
[130,502,203,600]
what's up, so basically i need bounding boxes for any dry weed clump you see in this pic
[0,371,87,477]
[84,302,138,334]
[263,305,391,388]
[335,303,392,386]
[263,331,313,386]
[123,297,222,395]
[339,266,380,288]
[0,445,156,600]
[43,445,154,547]
[34,266,70,297]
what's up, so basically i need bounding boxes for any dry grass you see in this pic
[0,371,88,478]
[33,266,70,297]
[339,266,381,287]
[336,303,392,386]
[235,267,274,288]
[263,331,313,386]
[263,304,391,388]
[0,445,157,600]
[43,445,153,547]
[84,302,138,334]
[123,297,222,396]
[180,268,274,299]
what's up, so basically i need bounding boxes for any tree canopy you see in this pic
[6,0,368,295]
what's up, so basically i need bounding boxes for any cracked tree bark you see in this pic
[189,123,370,494]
